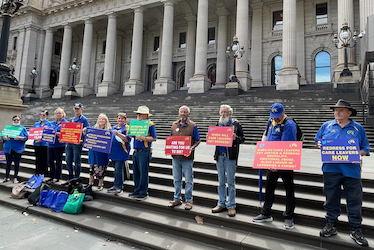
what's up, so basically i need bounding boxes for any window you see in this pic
[208,27,215,44]
[102,40,106,54]
[273,11,283,31]
[315,51,330,83]
[13,37,17,50]
[271,56,282,85]
[54,42,61,56]
[316,3,328,25]
[179,32,186,49]
[154,36,160,51]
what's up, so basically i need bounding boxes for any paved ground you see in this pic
[0,204,144,250]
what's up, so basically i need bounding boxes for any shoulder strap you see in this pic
[280,117,288,133]
[265,119,271,136]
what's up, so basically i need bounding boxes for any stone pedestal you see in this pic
[123,79,144,96]
[236,72,252,91]
[251,80,263,88]
[23,93,38,102]
[36,87,52,99]
[64,90,81,100]
[52,85,69,99]
[334,66,360,87]
[277,69,300,90]
[75,83,94,97]
[0,85,28,131]
[153,78,175,95]
[225,82,243,96]
[96,82,117,97]
[188,75,211,94]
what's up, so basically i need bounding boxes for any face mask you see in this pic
[40,118,47,122]
[13,123,20,126]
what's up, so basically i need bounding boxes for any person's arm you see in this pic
[234,121,245,144]
[281,121,297,141]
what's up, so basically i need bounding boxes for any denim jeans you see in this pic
[132,148,151,196]
[5,150,21,179]
[216,155,237,208]
[113,160,124,189]
[65,144,83,180]
[172,158,194,203]
[323,172,363,228]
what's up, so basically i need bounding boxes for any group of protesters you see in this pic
[0,99,370,246]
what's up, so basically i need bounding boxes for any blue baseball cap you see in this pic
[269,103,284,118]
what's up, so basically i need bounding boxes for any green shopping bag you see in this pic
[62,189,85,214]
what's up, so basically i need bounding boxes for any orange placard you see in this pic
[60,122,83,144]
[206,126,234,147]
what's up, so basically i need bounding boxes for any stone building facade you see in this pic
[3,0,374,98]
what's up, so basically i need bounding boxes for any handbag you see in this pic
[62,190,85,214]
[50,191,69,212]
[28,183,50,205]
[38,189,57,208]
[25,175,44,189]
[11,183,27,199]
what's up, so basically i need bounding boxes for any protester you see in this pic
[85,114,111,191]
[253,103,297,229]
[47,108,68,183]
[108,113,131,195]
[212,105,245,217]
[129,106,157,201]
[315,99,370,246]
[167,105,200,210]
[1,115,28,183]
[32,110,51,175]
[64,103,90,183]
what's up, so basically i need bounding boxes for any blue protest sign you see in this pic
[0,151,5,163]
[320,138,360,163]
[41,128,56,143]
[83,128,113,154]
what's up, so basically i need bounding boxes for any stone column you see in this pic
[214,8,228,88]
[52,25,73,99]
[277,0,299,90]
[14,27,25,81]
[296,0,307,85]
[124,7,145,96]
[76,19,94,97]
[35,30,45,89]
[188,0,211,94]
[97,14,118,97]
[157,18,163,81]
[183,14,196,89]
[250,2,263,87]
[360,0,374,36]
[38,28,54,99]
[154,0,176,95]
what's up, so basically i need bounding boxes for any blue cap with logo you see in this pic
[269,103,284,118]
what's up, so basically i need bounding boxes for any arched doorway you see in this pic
[207,64,216,87]
[49,70,58,89]
[315,51,331,83]
[271,56,282,85]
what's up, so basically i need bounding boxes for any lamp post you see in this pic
[0,0,23,86]
[226,36,245,83]
[28,66,37,94]
[68,58,79,92]
[332,21,358,77]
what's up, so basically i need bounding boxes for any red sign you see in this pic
[206,126,234,147]
[29,127,45,140]
[165,136,191,155]
[60,122,83,144]
[253,141,302,170]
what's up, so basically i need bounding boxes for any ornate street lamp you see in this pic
[28,66,37,94]
[226,36,245,83]
[0,0,23,86]
[68,58,79,92]
[333,21,358,77]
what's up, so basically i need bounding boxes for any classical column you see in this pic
[154,0,176,95]
[52,25,73,99]
[214,8,228,88]
[360,0,374,36]
[124,7,144,96]
[157,18,163,81]
[76,19,94,97]
[250,2,263,87]
[35,30,45,89]
[97,14,118,97]
[38,28,54,98]
[183,14,196,89]
[14,27,25,81]
[188,0,211,94]
[296,0,307,85]
[277,0,299,90]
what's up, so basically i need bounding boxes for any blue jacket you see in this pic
[3,125,28,154]
[48,118,68,148]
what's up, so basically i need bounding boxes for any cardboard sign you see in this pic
[41,128,57,143]
[0,125,22,138]
[253,141,302,170]
[206,126,234,147]
[83,128,113,154]
[128,120,150,136]
[29,127,45,140]
[320,138,360,163]
[0,151,5,163]
[165,136,191,155]
[60,122,82,144]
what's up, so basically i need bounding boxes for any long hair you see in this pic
[94,113,111,130]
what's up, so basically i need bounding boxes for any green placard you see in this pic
[128,120,150,136]
[0,125,23,138]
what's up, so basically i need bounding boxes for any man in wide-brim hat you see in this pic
[315,99,370,246]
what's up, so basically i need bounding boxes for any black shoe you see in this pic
[320,223,337,237]
[350,228,369,246]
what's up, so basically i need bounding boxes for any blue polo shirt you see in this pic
[33,120,51,147]
[70,115,90,128]
[133,120,157,149]
[48,118,68,148]
[109,124,132,161]
[315,119,370,179]
[267,117,297,142]
[3,125,28,154]
[218,118,232,154]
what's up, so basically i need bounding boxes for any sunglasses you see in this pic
[13,119,20,121]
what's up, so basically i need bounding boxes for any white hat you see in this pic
[134,106,152,116]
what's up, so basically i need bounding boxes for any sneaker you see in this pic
[128,192,139,198]
[115,189,123,196]
[2,178,9,183]
[212,205,227,213]
[135,195,148,201]
[253,214,273,223]
[284,219,294,229]
[227,208,236,217]
[320,223,337,237]
[350,228,369,246]
[107,186,116,193]
[13,178,19,184]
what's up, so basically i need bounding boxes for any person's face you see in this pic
[273,111,285,123]
[137,113,148,120]
[220,108,230,118]
[40,111,48,119]
[179,107,190,121]
[55,111,63,120]
[334,107,351,121]
[98,117,106,127]
[74,108,83,116]
[117,116,126,126]
[13,117,20,123]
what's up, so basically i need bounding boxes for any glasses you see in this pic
[13,119,20,121]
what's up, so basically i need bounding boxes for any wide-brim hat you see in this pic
[134,106,152,116]
[330,99,357,116]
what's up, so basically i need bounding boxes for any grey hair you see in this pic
[179,105,191,113]
[220,104,233,116]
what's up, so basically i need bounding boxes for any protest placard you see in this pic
[165,136,191,155]
[206,126,234,147]
[41,128,56,143]
[29,127,45,140]
[60,122,82,144]
[0,125,22,138]
[320,138,360,163]
[128,120,150,136]
[83,128,113,154]
[0,151,5,163]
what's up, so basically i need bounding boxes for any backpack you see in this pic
[67,178,84,194]
[28,183,50,205]
[265,117,304,141]
[11,183,27,199]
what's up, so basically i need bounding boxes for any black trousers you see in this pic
[5,150,22,179]
[261,170,296,219]
[48,147,65,180]
[35,146,48,175]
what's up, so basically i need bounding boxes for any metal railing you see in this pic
[359,63,370,124]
